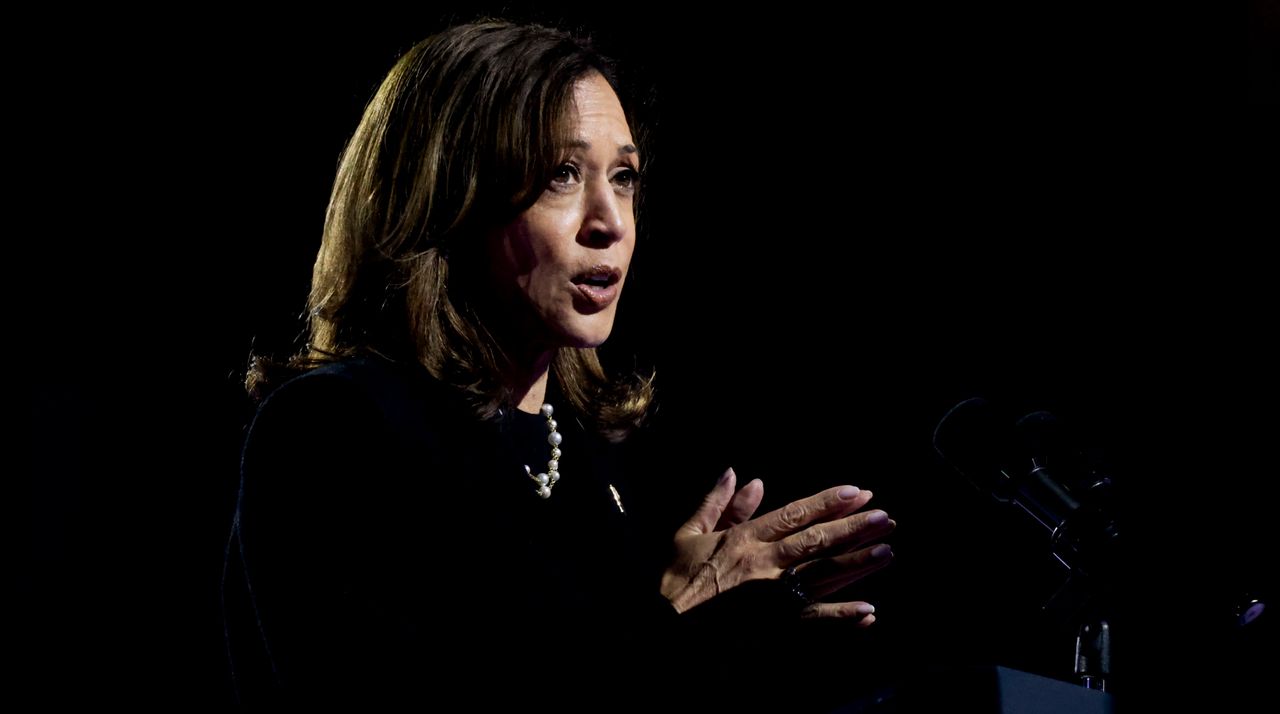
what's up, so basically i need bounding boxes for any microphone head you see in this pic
[1015,410,1062,459]
[933,397,1016,498]
[936,398,1120,580]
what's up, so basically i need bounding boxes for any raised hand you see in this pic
[660,467,895,622]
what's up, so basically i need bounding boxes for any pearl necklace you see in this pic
[521,403,562,499]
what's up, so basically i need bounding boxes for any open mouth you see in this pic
[569,264,622,310]
[570,265,621,288]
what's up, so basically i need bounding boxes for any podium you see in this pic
[833,666,1115,713]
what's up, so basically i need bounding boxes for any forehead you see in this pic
[569,73,635,149]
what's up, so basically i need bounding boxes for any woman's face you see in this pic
[486,71,640,352]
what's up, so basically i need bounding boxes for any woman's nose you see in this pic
[578,176,627,247]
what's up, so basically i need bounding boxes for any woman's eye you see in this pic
[613,168,642,191]
[550,163,580,187]
[611,166,640,191]
[548,163,641,193]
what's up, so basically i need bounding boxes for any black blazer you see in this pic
[220,356,693,708]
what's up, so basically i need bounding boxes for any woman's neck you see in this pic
[471,292,556,414]
[510,349,554,415]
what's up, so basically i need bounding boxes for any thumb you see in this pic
[679,467,737,536]
[715,477,764,531]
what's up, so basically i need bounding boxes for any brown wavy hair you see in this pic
[246,18,655,442]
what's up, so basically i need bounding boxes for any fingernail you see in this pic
[870,544,892,559]
[856,603,875,616]
[866,511,889,525]
[838,486,860,500]
[718,468,735,486]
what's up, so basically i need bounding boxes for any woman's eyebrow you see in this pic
[567,138,638,156]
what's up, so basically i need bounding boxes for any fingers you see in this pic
[750,485,874,542]
[772,504,895,564]
[678,467,738,536]
[799,600,878,626]
[715,477,764,531]
[798,541,895,600]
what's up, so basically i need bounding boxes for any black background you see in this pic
[22,2,1278,708]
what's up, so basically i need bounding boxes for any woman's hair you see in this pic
[246,18,655,442]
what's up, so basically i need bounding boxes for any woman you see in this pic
[221,18,895,709]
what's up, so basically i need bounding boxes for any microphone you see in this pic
[933,398,1118,576]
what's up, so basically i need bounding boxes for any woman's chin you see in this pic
[563,334,610,350]
[556,325,613,350]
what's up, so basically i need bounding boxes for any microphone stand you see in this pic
[1031,466,1117,693]
[934,399,1121,695]
[1075,617,1111,691]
